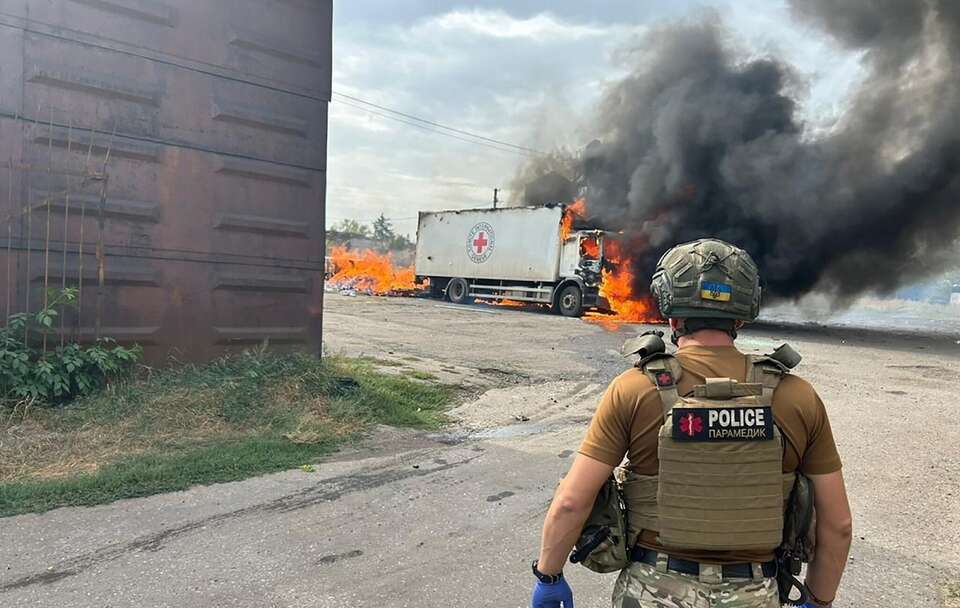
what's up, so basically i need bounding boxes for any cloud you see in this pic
[421,9,609,41]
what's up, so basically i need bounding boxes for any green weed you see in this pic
[0,352,452,516]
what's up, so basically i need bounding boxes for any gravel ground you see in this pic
[1,293,957,607]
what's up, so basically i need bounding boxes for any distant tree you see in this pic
[372,214,396,243]
[331,219,370,236]
[390,233,414,249]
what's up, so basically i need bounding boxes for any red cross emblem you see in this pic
[473,232,489,254]
[467,222,495,263]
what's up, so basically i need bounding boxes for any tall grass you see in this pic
[0,352,452,517]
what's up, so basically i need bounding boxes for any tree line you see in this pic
[329,214,413,251]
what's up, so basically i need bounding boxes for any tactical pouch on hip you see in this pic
[777,474,817,605]
[569,471,629,573]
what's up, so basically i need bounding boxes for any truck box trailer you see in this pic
[414,205,606,316]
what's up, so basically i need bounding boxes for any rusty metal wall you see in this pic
[0,0,331,363]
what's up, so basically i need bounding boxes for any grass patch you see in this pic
[0,352,452,517]
[356,356,404,367]
[945,581,960,608]
[404,369,438,381]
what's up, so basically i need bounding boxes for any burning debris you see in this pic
[516,1,960,306]
[325,246,420,296]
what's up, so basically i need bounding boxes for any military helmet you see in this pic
[650,238,761,321]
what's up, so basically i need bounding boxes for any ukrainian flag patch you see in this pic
[701,281,732,302]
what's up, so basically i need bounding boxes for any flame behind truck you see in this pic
[414,205,605,316]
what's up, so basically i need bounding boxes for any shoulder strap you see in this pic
[747,355,786,404]
[638,354,683,417]
[748,343,801,404]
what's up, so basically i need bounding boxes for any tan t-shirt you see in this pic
[579,344,842,564]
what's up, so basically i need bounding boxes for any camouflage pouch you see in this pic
[569,470,629,573]
[777,474,817,605]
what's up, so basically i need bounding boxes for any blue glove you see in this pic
[531,578,574,608]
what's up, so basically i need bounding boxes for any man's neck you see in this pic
[676,329,736,348]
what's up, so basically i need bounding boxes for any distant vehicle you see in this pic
[414,205,605,317]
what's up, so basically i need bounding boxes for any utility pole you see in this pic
[493,188,499,209]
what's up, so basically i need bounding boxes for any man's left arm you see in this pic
[535,454,616,575]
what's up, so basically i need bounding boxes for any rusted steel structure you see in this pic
[0,0,331,363]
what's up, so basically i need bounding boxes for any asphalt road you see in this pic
[2,294,958,607]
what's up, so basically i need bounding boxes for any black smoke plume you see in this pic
[518,0,960,302]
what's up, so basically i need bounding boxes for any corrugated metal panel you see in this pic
[0,0,330,363]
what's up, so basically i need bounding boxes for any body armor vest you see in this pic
[622,352,796,552]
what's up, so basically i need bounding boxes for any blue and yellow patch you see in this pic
[700,281,732,302]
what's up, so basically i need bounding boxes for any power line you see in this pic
[334,98,534,157]
[335,99,527,156]
[0,11,323,102]
[334,92,540,153]
[0,11,543,159]
[0,11,543,161]
[0,11,547,160]
[333,92,543,156]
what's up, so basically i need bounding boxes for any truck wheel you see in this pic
[555,284,583,317]
[447,278,473,304]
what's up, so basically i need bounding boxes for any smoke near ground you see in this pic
[516,1,960,302]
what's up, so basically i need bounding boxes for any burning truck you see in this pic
[414,203,607,317]
[325,200,660,324]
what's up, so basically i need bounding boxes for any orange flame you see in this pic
[596,269,660,324]
[492,299,526,307]
[327,246,418,295]
[580,236,600,258]
[560,198,586,240]
[590,238,662,326]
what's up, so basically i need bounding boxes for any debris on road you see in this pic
[325,246,423,296]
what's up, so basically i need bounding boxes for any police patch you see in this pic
[700,281,732,302]
[672,406,774,442]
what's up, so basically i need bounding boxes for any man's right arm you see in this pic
[804,470,853,606]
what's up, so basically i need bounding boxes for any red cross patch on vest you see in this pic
[655,370,674,388]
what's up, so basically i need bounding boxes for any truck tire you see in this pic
[447,278,473,304]
[555,284,583,317]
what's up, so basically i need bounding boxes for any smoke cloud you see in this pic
[518,1,960,302]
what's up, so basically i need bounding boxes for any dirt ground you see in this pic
[1,292,958,607]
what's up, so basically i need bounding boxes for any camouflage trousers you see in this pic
[611,562,779,608]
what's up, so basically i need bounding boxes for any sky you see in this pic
[326,1,864,239]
